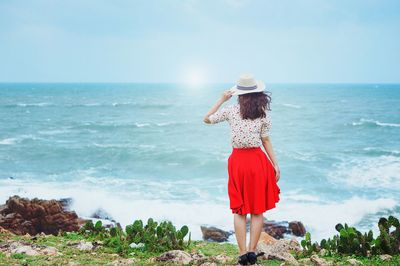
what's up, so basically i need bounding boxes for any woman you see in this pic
[203,74,281,265]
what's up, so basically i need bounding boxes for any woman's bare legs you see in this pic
[234,213,247,255]
[248,213,263,252]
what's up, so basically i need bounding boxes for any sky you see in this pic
[0,0,399,83]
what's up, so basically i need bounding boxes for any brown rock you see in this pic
[212,254,231,264]
[156,250,193,264]
[0,226,14,235]
[263,221,288,239]
[0,195,80,235]
[200,226,232,242]
[256,238,301,265]
[42,246,58,256]
[258,232,278,244]
[310,254,329,266]
[289,221,306,236]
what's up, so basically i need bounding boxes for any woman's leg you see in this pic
[234,213,247,255]
[248,213,263,252]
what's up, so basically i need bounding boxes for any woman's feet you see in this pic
[241,251,265,265]
[237,253,249,265]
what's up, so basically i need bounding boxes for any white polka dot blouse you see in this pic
[208,103,271,148]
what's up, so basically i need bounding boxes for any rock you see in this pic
[298,258,312,265]
[289,221,306,237]
[90,207,114,221]
[379,254,392,261]
[263,220,288,239]
[212,254,231,264]
[42,246,58,256]
[156,250,193,264]
[319,248,328,256]
[258,232,278,244]
[200,226,232,242]
[310,254,328,266]
[0,226,14,235]
[346,258,363,265]
[346,258,362,265]
[0,195,80,235]
[10,243,39,256]
[190,252,207,264]
[256,238,300,265]
[58,197,73,210]
[110,258,136,265]
[1,240,61,257]
[76,241,94,251]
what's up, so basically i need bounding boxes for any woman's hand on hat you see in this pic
[221,89,234,102]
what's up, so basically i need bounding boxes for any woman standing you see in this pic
[203,74,281,265]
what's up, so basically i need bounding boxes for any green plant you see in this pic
[125,218,191,252]
[77,217,191,254]
[79,220,108,238]
[301,215,400,257]
[373,216,400,255]
[300,232,318,255]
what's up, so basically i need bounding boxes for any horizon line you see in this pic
[0,81,400,85]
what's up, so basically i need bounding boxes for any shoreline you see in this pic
[1,195,399,265]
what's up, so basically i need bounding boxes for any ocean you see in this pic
[0,83,399,243]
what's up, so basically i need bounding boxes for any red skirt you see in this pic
[227,146,280,215]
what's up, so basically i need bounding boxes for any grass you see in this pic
[1,232,400,265]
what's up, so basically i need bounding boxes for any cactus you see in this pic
[124,219,191,252]
[302,215,400,257]
[301,232,319,255]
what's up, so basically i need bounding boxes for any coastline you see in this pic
[1,195,399,266]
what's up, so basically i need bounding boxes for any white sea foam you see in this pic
[0,135,40,145]
[267,196,397,242]
[134,122,151,127]
[0,138,18,145]
[0,180,397,243]
[284,189,321,202]
[329,155,400,189]
[352,118,400,127]
[16,102,53,107]
[38,129,72,135]
[280,103,302,109]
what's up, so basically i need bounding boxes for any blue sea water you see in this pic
[0,83,399,242]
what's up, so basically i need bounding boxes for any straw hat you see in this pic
[229,74,266,96]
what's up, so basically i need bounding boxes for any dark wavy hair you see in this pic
[238,91,272,120]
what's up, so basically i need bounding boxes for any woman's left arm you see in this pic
[203,90,234,124]
[261,137,280,182]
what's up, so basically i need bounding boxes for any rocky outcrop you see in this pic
[90,207,115,221]
[202,218,306,242]
[156,250,193,264]
[289,221,307,237]
[200,226,233,242]
[263,220,289,239]
[256,232,301,265]
[0,195,80,235]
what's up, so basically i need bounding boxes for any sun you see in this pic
[183,67,206,87]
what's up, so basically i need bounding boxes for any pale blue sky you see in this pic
[0,0,399,83]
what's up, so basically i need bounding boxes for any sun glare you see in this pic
[183,67,206,87]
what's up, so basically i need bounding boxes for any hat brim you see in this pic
[229,80,266,96]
